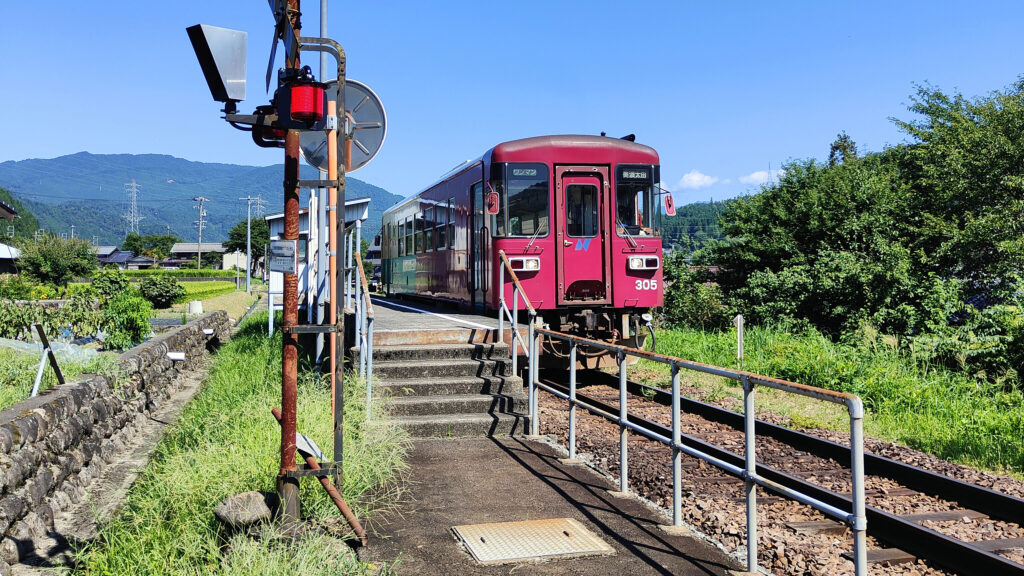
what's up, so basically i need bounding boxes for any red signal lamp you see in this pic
[290,82,325,123]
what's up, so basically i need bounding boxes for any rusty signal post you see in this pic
[188,0,354,532]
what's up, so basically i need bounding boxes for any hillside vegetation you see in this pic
[0,154,401,245]
[662,79,1024,472]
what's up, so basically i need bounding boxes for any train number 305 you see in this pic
[635,279,658,291]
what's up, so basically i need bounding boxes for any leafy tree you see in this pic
[122,232,178,260]
[893,80,1024,302]
[828,131,858,166]
[224,218,269,275]
[17,234,96,288]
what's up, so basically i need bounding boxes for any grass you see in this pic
[637,325,1024,476]
[0,347,114,410]
[174,281,238,304]
[74,312,409,575]
[160,289,262,323]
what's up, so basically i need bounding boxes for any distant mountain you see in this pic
[0,152,403,246]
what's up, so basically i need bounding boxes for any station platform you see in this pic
[364,437,739,575]
[368,296,525,346]
[360,298,740,574]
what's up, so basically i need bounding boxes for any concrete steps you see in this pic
[356,331,528,438]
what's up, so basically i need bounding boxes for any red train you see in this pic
[381,135,665,359]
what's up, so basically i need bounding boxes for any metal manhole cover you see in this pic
[452,518,614,565]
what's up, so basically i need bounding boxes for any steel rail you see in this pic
[539,375,1024,576]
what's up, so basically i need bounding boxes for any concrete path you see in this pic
[366,437,739,575]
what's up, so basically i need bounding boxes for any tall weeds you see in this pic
[75,312,409,575]
[656,325,1024,473]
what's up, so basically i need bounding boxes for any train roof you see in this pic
[384,135,660,216]
[489,134,658,161]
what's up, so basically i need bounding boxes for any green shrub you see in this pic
[92,268,133,302]
[102,293,152,350]
[123,269,236,279]
[0,275,39,300]
[661,253,731,330]
[139,276,185,309]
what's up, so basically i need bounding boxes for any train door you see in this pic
[470,182,486,311]
[555,166,610,305]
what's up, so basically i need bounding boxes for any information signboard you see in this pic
[268,239,297,274]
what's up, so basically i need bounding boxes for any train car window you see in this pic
[424,208,434,252]
[405,216,413,255]
[566,184,598,237]
[615,165,660,237]
[506,163,549,237]
[415,213,424,253]
[448,198,455,249]
[436,204,447,250]
[398,222,405,256]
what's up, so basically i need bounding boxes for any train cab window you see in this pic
[505,163,549,237]
[447,198,455,249]
[616,165,661,237]
[566,184,598,237]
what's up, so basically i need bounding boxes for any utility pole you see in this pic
[193,196,209,269]
[239,195,268,293]
[279,0,302,525]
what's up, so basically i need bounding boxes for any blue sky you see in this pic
[1,1,1022,205]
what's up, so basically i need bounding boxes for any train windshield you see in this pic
[491,163,550,237]
[615,165,660,237]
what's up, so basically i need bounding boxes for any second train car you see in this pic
[381,134,666,358]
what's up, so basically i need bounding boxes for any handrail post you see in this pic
[498,252,505,340]
[671,363,681,526]
[618,350,628,493]
[569,340,577,460]
[742,373,757,573]
[850,400,867,576]
[528,317,538,436]
[512,286,519,375]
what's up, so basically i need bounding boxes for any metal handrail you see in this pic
[353,251,375,409]
[497,251,537,379]
[527,327,867,576]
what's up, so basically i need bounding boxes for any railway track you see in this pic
[536,370,1024,575]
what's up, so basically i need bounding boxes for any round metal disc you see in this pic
[300,79,387,173]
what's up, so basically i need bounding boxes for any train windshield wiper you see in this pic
[525,224,547,251]
[617,217,638,248]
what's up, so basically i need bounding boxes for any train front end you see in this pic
[489,136,664,366]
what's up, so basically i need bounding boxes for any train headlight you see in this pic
[628,256,660,270]
[510,257,540,271]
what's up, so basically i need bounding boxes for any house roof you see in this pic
[94,245,117,257]
[0,200,17,222]
[170,242,226,254]
[99,250,132,264]
[0,242,20,260]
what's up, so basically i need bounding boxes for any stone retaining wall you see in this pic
[0,311,230,564]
